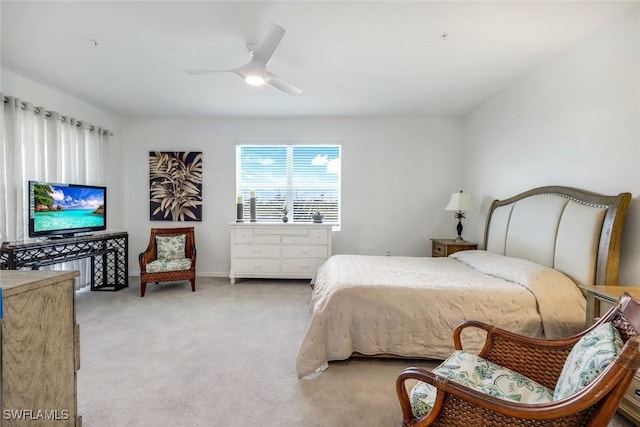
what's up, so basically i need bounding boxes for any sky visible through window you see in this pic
[241,146,339,188]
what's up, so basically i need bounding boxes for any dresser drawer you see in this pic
[619,374,640,424]
[283,229,329,244]
[235,228,254,243]
[255,227,306,235]
[235,259,281,274]
[282,245,328,258]
[235,229,281,244]
[253,235,280,244]
[281,258,326,274]
[235,244,280,258]
[282,235,310,244]
[309,228,329,244]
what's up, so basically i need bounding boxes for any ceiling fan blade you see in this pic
[265,72,302,95]
[185,23,301,93]
[184,69,228,75]
[251,22,285,64]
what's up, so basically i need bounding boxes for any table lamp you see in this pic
[444,190,475,241]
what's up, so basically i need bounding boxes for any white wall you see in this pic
[462,7,640,283]
[2,68,125,231]
[122,117,463,276]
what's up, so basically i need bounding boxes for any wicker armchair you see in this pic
[397,293,640,426]
[138,227,197,297]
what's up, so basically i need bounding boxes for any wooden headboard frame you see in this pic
[483,186,631,286]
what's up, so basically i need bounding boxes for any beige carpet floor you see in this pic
[76,277,636,426]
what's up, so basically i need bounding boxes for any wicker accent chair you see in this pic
[396,293,640,427]
[138,227,197,297]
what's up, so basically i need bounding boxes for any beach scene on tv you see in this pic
[32,183,105,232]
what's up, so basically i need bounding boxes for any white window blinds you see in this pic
[236,145,341,224]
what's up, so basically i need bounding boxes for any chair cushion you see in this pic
[553,321,623,400]
[411,350,553,418]
[156,234,186,261]
[146,258,192,273]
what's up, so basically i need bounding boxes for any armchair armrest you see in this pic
[454,320,578,389]
[138,243,157,270]
[396,367,446,427]
[188,241,197,257]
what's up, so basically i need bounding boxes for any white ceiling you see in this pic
[1,1,637,118]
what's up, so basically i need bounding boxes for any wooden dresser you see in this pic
[229,222,332,284]
[0,270,81,426]
[579,285,640,425]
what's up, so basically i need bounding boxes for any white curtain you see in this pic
[0,94,109,288]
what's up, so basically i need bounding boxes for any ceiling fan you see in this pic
[185,22,302,95]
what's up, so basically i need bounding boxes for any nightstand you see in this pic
[578,285,640,326]
[431,238,478,257]
[579,285,640,425]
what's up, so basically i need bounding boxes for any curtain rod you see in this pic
[3,95,114,137]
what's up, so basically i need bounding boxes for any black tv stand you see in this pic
[0,231,128,291]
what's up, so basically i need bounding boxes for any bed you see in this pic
[296,186,631,378]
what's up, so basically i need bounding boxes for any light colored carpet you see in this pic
[76,277,636,426]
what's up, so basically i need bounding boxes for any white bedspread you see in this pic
[296,251,586,378]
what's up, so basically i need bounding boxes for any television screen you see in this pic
[28,181,107,238]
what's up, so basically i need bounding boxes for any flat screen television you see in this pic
[28,181,107,239]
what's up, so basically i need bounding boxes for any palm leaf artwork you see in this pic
[149,151,203,221]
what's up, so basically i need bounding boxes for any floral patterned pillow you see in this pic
[156,234,186,261]
[553,322,623,400]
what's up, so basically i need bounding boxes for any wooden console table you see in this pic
[0,231,128,291]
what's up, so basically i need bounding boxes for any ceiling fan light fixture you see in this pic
[185,23,302,95]
[245,75,265,86]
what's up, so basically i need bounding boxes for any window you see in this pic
[236,144,341,224]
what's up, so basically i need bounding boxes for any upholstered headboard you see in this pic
[483,186,630,287]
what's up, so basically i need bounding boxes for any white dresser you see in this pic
[229,222,333,284]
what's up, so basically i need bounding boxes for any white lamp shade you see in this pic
[445,191,475,211]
